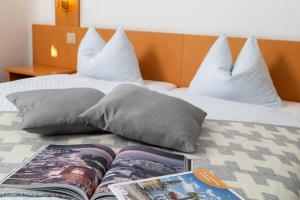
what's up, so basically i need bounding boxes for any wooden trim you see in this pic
[6,66,76,81]
[6,66,76,76]
[32,25,300,102]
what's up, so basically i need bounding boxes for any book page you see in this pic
[91,146,185,200]
[1,144,116,200]
[109,170,244,200]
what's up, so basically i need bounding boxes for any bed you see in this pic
[0,25,300,200]
[0,75,299,200]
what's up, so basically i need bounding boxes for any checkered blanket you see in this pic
[0,112,299,200]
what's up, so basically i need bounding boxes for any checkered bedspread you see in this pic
[0,112,299,200]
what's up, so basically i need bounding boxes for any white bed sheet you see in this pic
[162,88,300,128]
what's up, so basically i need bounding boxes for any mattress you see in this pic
[0,112,299,200]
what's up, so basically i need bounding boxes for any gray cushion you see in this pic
[80,84,207,153]
[7,88,105,135]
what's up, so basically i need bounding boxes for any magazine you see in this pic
[109,169,244,200]
[0,144,188,200]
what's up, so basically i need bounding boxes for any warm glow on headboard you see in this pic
[51,45,58,58]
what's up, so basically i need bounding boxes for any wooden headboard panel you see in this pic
[33,25,300,102]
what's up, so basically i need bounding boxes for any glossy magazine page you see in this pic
[91,146,186,200]
[109,169,244,200]
[0,144,116,200]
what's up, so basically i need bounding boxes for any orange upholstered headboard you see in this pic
[32,25,300,102]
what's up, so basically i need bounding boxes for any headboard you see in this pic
[33,25,300,102]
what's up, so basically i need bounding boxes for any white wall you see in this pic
[29,0,300,41]
[28,0,55,25]
[27,0,55,65]
[81,0,300,40]
[0,0,29,82]
[26,0,300,65]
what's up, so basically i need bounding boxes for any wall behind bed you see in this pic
[28,0,300,40]
[27,0,300,66]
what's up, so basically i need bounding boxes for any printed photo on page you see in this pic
[109,169,244,200]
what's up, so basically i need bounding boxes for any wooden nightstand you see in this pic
[6,66,77,81]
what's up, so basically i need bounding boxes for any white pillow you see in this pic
[77,27,143,83]
[281,101,300,116]
[77,27,106,63]
[143,80,177,91]
[189,36,282,107]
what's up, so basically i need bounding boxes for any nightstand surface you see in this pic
[6,66,77,81]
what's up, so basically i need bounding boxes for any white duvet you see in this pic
[164,88,300,128]
[0,74,299,128]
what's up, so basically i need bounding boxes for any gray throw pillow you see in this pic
[7,88,105,135]
[80,84,207,153]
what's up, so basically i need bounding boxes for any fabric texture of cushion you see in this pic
[7,88,105,135]
[188,35,282,107]
[80,84,207,153]
[77,27,143,83]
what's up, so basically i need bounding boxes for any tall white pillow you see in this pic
[77,27,143,83]
[189,35,234,99]
[77,27,106,63]
[188,36,282,107]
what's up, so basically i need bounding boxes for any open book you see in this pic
[109,169,244,200]
[0,144,188,200]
